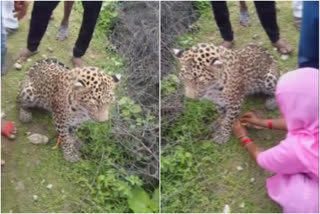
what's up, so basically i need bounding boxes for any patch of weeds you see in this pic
[161,74,180,96]
[73,120,158,213]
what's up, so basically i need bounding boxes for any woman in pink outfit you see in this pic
[232,67,319,213]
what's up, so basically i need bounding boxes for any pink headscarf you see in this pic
[276,67,319,178]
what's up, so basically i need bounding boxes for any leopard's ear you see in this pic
[172,48,184,58]
[210,58,223,68]
[111,74,121,83]
[73,80,85,89]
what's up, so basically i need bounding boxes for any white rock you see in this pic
[223,204,230,213]
[27,58,32,62]
[14,63,22,70]
[239,202,245,208]
[236,166,243,171]
[47,47,54,53]
[250,177,255,183]
[42,54,47,59]
[27,133,49,145]
[46,184,53,189]
[281,55,289,60]
[252,34,259,40]
[25,132,31,136]
[33,195,38,201]
[273,48,277,51]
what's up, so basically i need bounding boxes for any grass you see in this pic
[161,2,298,213]
[1,2,129,213]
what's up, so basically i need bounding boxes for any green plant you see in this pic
[96,1,119,36]
[118,96,142,118]
[192,1,211,12]
[161,74,180,96]
[128,187,159,213]
[177,34,194,48]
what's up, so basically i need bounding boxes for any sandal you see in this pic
[1,121,17,140]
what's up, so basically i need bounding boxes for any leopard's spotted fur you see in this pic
[175,43,279,144]
[19,58,119,162]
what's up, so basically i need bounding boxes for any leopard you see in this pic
[18,58,120,162]
[173,43,279,144]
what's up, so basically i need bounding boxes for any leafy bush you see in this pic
[192,1,211,12]
[161,74,180,96]
[96,1,119,36]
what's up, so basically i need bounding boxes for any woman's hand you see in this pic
[232,119,248,140]
[239,111,262,126]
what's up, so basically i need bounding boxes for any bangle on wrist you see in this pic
[241,138,253,147]
[267,119,273,129]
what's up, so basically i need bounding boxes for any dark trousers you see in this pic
[211,1,279,43]
[27,1,102,57]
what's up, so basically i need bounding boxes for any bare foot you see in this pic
[239,11,251,27]
[72,57,84,68]
[273,39,292,55]
[56,24,69,41]
[221,40,234,49]
[17,49,38,62]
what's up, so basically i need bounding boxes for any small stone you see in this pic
[281,55,289,61]
[46,184,53,189]
[223,204,230,213]
[239,202,245,208]
[258,41,264,46]
[250,177,255,183]
[27,133,49,145]
[33,195,38,201]
[14,63,22,70]
[47,47,54,53]
[273,47,277,51]
[27,58,32,62]
[1,112,5,118]
[42,54,47,59]
[252,34,260,40]
[15,181,25,191]
[236,166,243,171]
[25,132,31,136]
[209,36,215,41]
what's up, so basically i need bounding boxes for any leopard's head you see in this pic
[173,44,228,99]
[71,67,120,122]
